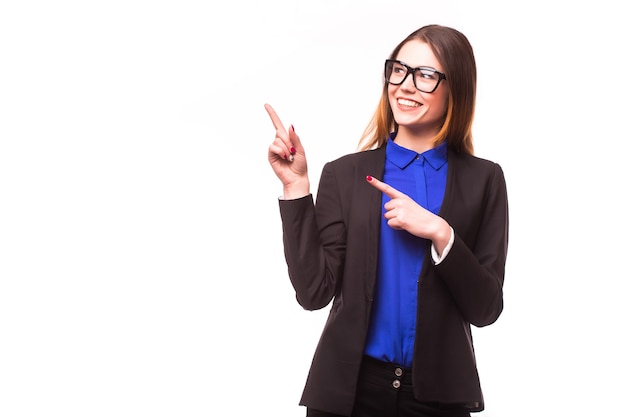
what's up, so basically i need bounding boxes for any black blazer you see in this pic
[278,144,509,416]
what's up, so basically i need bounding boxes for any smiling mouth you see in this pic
[397,98,421,108]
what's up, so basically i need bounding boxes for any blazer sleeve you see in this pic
[435,161,509,327]
[278,162,347,311]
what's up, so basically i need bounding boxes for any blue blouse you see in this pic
[363,135,448,367]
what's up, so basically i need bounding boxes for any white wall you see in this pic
[1,1,624,416]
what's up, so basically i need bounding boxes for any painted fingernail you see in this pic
[290,146,296,154]
[366,175,372,182]
[291,124,295,133]
[283,153,287,160]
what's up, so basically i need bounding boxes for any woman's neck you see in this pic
[393,127,437,153]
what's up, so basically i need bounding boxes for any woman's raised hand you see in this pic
[265,103,310,199]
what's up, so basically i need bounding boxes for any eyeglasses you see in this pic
[384,59,446,93]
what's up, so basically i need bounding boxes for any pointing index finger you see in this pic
[366,175,404,199]
[264,103,287,133]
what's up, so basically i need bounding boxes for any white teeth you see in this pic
[398,98,419,107]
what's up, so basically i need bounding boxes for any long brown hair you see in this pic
[358,24,477,154]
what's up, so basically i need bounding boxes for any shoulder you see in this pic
[331,146,385,163]
[450,150,505,176]
[448,151,507,196]
[325,146,386,170]
[318,147,386,188]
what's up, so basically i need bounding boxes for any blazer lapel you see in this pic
[359,146,387,300]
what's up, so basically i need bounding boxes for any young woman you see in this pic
[265,24,509,417]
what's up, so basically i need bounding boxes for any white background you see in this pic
[1,1,625,416]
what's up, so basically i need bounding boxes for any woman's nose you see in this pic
[400,73,417,91]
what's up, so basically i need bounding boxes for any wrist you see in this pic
[431,218,451,253]
[283,179,310,200]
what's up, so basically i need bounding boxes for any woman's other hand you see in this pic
[366,175,451,254]
[265,103,310,199]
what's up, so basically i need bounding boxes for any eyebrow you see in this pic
[395,60,441,72]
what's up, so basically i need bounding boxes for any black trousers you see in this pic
[307,356,471,417]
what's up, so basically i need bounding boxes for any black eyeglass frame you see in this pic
[384,59,447,93]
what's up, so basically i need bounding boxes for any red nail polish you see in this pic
[290,147,296,154]
[283,153,287,160]
[366,175,372,182]
[291,125,295,133]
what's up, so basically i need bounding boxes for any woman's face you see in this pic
[388,40,449,136]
